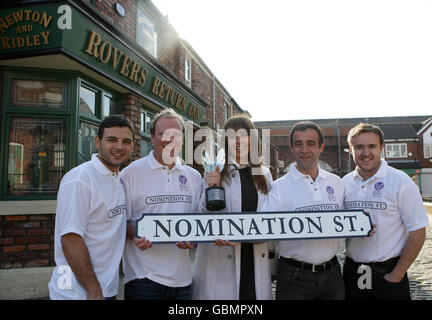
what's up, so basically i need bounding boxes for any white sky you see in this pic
[151,0,432,122]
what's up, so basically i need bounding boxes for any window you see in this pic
[385,143,407,158]
[185,57,191,86]
[7,118,66,196]
[136,7,157,58]
[140,110,154,158]
[141,111,153,133]
[79,85,97,116]
[12,80,66,108]
[78,121,99,165]
[102,94,116,118]
[424,144,432,159]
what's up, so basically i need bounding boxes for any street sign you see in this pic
[135,209,372,243]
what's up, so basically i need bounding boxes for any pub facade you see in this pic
[0,0,246,298]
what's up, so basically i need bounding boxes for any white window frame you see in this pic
[424,144,432,159]
[385,143,407,158]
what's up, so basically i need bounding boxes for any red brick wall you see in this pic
[0,215,55,269]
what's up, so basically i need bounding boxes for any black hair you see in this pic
[289,121,324,147]
[97,115,134,139]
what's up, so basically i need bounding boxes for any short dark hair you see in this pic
[98,115,134,139]
[290,121,324,147]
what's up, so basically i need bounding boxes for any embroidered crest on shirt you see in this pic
[373,181,384,197]
[326,185,336,201]
[178,175,189,191]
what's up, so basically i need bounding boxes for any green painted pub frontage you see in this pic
[0,1,208,298]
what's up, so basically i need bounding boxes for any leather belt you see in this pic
[279,255,339,272]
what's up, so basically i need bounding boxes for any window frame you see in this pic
[136,5,158,59]
[0,68,120,200]
[385,143,408,158]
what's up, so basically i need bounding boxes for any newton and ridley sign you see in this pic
[136,210,373,243]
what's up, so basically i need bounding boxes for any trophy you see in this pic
[201,144,226,211]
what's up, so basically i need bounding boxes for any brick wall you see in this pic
[0,215,55,269]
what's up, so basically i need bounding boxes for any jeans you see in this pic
[343,257,411,300]
[124,278,192,300]
[276,258,345,300]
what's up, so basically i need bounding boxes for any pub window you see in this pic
[7,118,66,196]
[385,143,407,158]
[140,110,153,158]
[78,121,99,165]
[102,94,117,118]
[79,84,97,116]
[136,7,158,58]
[11,80,66,108]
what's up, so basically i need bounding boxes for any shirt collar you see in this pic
[353,159,387,181]
[148,150,183,171]
[91,153,116,176]
[288,162,328,181]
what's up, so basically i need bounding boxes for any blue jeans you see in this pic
[124,278,192,300]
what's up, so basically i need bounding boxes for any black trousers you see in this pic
[343,256,411,300]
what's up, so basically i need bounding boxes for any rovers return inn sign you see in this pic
[136,210,373,243]
[0,4,204,124]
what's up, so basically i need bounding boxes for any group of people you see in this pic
[48,108,429,300]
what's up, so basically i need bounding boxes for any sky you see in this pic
[151,0,432,122]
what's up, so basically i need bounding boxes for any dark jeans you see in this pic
[124,278,192,300]
[343,256,411,300]
[276,257,345,300]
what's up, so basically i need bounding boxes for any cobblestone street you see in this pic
[407,216,432,300]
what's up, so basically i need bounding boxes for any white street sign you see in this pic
[135,210,372,243]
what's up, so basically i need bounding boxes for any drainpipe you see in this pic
[212,74,216,128]
[336,119,342,176]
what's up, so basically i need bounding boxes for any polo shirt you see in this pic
[49,154,127,299]
[262,163,344,265]
[343,160,429,263]
[120,151,202,287]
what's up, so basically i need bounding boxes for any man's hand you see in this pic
[133,237,152,251]
[214,239,238,247]
[176,241,194,250]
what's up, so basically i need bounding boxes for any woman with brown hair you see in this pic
[192,114,274,300]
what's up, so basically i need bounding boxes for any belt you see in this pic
[279,255,339,272]
[345,256,400,269]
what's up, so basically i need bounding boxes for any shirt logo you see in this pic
[178,175,189,191]
[373,181,384,197]
[145,195,192,205]
[374,182,384,190]
[108,205,126,218]
[326,186,334,194]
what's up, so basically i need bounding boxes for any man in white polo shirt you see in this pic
[262,121,345,300]
[121,108,202,300]
[343,123,429,300]
[48,115,134,299]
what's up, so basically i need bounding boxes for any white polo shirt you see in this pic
[343,160,429,263]
[262,164,344,265]
[121,151,202,287]
[49,154,127,299]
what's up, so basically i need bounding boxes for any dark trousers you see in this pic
[276,256,345,300]
[124,278,192,300]
[343,256,411,300]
